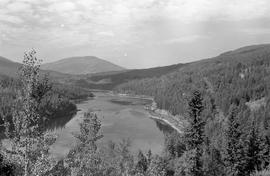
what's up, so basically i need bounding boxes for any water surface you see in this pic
[49,92,173,159]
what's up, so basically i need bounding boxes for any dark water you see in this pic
[2,92,174,159]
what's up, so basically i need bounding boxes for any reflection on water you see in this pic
[155,120,175,134]
[0,111,76,139]
[1,92,175,159]
[45,112,76,131]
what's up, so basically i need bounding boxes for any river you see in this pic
[49,92,174,159]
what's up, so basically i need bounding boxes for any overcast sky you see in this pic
[1,0,270,68]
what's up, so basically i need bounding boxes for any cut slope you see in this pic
[41,56,125,75]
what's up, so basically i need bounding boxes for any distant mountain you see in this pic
[0,56,21,77]
[41,56,125,75]
[75,44,270,90]
[0,56,70,81]
[74,63,186,90]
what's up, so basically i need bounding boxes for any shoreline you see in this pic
[112,91,184,134]
[148,112,183,133]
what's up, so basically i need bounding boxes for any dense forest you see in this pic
[74,63,185,90]
[0,55,94,128]
[114,44,270,175]
[1,45,270,176]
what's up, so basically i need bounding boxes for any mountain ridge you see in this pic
[41,56,125,75]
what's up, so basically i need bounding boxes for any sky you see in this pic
[1,0,270,69]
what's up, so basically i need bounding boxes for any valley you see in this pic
[1,44,270,175]
[2,1,269,175]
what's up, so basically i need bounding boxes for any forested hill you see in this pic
[41,56,125,75]
[114,44,270,175]
[74,63,186,89]
[0,56,73,82]
[0,56,21,77]
[116,44,270,116]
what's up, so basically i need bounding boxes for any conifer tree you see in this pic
[259,135,270,170]
[224,104,245,176]
[203,140,225,176]
[146,155,166,176]
[242,120,261,175]
[146,150,152,166]
[183,90,205,176]
[136,150,148,173]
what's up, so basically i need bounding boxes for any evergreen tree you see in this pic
[136,150,148,173]
[241,119,261,175]
[258,132,270,170]
[146,150,152,166]
[0,151,15,176]
[146,155,166,176]
[183,90,205,176]
[203,141,225,176]
[224,105,245,176]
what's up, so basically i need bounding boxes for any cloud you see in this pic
[47,1,76,13]
[1,0,270,67]
[163,35,208,44]
[97,31,115,37]
[0,14,24,24]
[6,1,31,12]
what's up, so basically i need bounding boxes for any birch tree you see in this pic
[2,50,56,176]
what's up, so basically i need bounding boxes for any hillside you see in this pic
[113,44,270,176]
[0,56,73,84]
[41,56,125,75]
[0,56,21,77]
[116,44,270,115]
[74,63,186,89]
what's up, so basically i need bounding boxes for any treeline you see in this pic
[116,45,270,116]
[74,63,185,90]
[52,83,94,100]
[0,67,94,127]
[114,45,270,175]
[3,87,269,175]
[1,47,270,175]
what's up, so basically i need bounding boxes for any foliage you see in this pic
[223,105,245,176]
[252,168,270,176]
[2,45,270,175]
[65,111,103,176]
[180,91,205,176]
[76,63,185,90]
[115,45,270,176]
[146,155,167,176]
[2,50,56,175]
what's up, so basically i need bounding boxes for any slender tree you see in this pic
[2,50,56,176]
[183,90,205,176]
[224,105,245,176]
[242,120,261,175]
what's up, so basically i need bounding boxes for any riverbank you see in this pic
[145,101,186,134]
[113,91,185,134]
[147,110,184,134]
[113,92,153,100]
